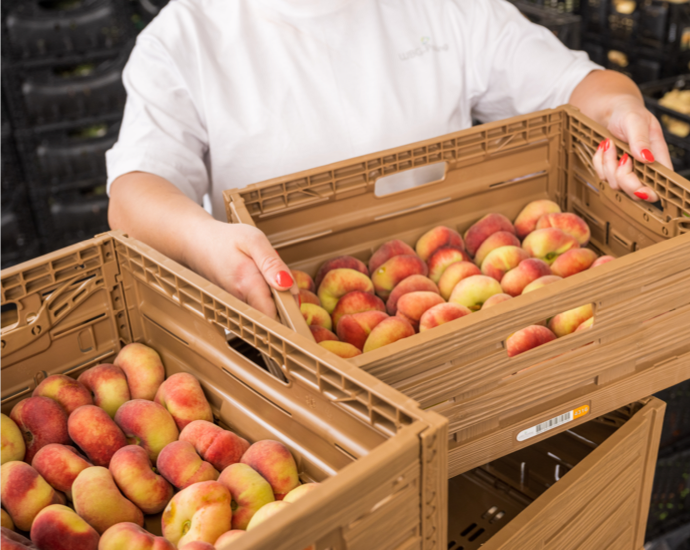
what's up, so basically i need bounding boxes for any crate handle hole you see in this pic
[1,303,19,330]
[374,162,447,197]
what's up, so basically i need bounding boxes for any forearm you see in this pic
[569,69,643,128]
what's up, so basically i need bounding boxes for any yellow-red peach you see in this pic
[109,446,173,515]
[1,414,25,465]
[1,462,62,532]
[68,405,127,467]
[318,269,375,313]
[179,420,250,472]
[500,258,552,296]
[156,440,219,490]
[30,504,99,550]
[300,289,321,306]
[372,255,428,300]
[576,317,594,332]
[549,304,594,337]
[368,240,416,274]
[309,326,338,343]
[331,290,385,329]
[301,303,332,330]
[427,247,471,283]
[419,303,471,332]
[415,226,465,262]
[438,261,482,301]
[161,481,232,547]
[336,311,389,350]
[214,530,245,547]
[362,317,415,353]
[387,275,439,315]
[482,293,513,309]
[2,509,14,531]
[98,523,174,550]
[10,397,70,464]
[32,444,91,500]
[536,212,590,246]
[218,463,275,530]
[283,483,319,503]
[506,325,557,357]
[449,275,503,311]
[551,248,598,278]
[154,372,213,431]
[179,543,215,550]
[514,199,561,239]
[77,364,131,419]
[522,275,563,294]
[481,245,530,282]
[246,501,291,531]
[318,341,362,358]
[1,528,38,549]
[464,213,516,257]
[474,231,521,267]
[314,256,368,289]
[522,228,580,265]
[591,255,615,268]
[114,400,179,462]
[291,270,315,293]
[241,440,299,501]
[113,343,165,401]
[396,291,445,331]
[32,374,93,414]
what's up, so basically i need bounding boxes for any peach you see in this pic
[368,240,416,274]
[1,462,62,532]
[396,291,445,330]
[481,293,513,309]
[427,247,471,283]
[551,248,598,278]
[154,372,213,431]
[98,523,174,550]
[68,405,127,467]
[314,256,368,289]
[481,245,530,282]
[500,258,552,296]
[179,543,215,550]
[241,440,299,501]
[300,289,321,306]
[30,504,99,550]
[113,343,165,401]
[161,480,232,547]
[309,326,338,343]
[331,290,386,329]
[522,275,563,294]
[77,364,131,419]
[10,396,70,464]
[387,275,439,315]
[514,199,561,239]
[336,310,389,350]
[218,463,275,530]
[73,467,143,534]
[318,341,362,358]
[362,317,415,353]
[301,304,332,330]
[522,228,580,265]
[473,231,521,268]
[283,483,319,503]
[506,325,557,357]
[114,400,179,462]
[109,446,173,514]
[419,303,471,332]
[291,270,315,293]
[548,304,594,337]
[437,261,482,301]
[31,444,91,500]
[576,317,594,332]
[415,226,465,262]
[464,213,516,257]
[317,269,375,313]
[32,374,93,414]
[2,509,14,531]
[1,528,38,549]
[371,255,428,300]
[591,255,615,268]
[536,212,591,246]
[156,440,219,489]
[1,414,25,465]
[449,275,503,311]
[246,501,291,531]
[179,420,250,472]
[214,530,245,546]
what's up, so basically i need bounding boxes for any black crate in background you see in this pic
[127,0,168,30]
[510,0,582,49]
[509,0,581,14]
[655,380,690,458]
[646,448,690,541]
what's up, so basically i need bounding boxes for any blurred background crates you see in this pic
[510,0,582,49]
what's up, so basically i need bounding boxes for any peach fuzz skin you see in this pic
[214,530,245,546]
[500,258,552,297]
[317,269,375,314]
[549,304,594,337]
[449,275,503,311]
[113,343,165,401]
[246,501,291,531]
[415,226,465,262]
[427,247,471,283]
[1,528,39,549]
[513,199,561,239]
[464,213,516,257]
[98,522,174,550]
[438,261,481,301]
[301,303,333,330]
[291,270,315,293]
[115,400,179,463]
[77,364,131,419]
[522,275,563,294]
[481,293,513,310]
[178,543,215,550]
[419,303,472,332]
[536,212,590,246]
[30,504,99,550]
[314,255,368,289]
[576,317,595,332]
[363,316,415,353]
[241,440,300,501]
[481,246,530,283]
[156,440,219,490]
[521,228,580,265]
[1,413,25,465]
[154,372,214,431]
[32,374,93,415]
[2,509,14,530]
[551,248,598,278]
[179,420,250,472]
[368,239,416,274]
[591,255,615,268]
[318,340,362,358]
[396,291,445,331]
[473,231,521,268]
[32,444,91,500]
[371,255,428,300]
[336,311,389,351]
[300,289,321,306]
[68,405,127,467]
[387,275,439,315]
[218,463,275,530]
[506,325,557,357]
[331,290,385,329]
[309,326,338,343]
[10,396,71,464]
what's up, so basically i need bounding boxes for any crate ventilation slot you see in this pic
[489,170,547,188]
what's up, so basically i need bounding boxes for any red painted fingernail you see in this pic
[597,139,605,151]
[641,149,655,162]
[634,190,649,200]
[298,293,302,306]
[603,139,610,151]
[276,271,293,288]
[618,153,629,168]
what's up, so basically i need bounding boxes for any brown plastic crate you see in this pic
[0,231,448,550]
[225,104,690,477]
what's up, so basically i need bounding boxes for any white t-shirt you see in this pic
[106,0,601,220]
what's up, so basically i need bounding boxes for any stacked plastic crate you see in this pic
[509,0,582,50]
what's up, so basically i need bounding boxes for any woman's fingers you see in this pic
[648,116,673,170]
[615,153,660,202]
[601,138,620,190]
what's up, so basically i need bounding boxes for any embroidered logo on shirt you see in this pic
[399,36,449,61]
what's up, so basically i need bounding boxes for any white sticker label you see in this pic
[516,405,589,442]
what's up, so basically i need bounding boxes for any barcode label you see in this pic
[517,405,589,442]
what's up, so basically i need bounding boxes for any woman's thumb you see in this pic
[245,234,296,293]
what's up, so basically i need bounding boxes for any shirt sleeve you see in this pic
[106,33,209,204]
[465,0,603,123]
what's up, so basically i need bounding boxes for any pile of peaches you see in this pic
[296,199,611,359]
[1,343,316,550]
